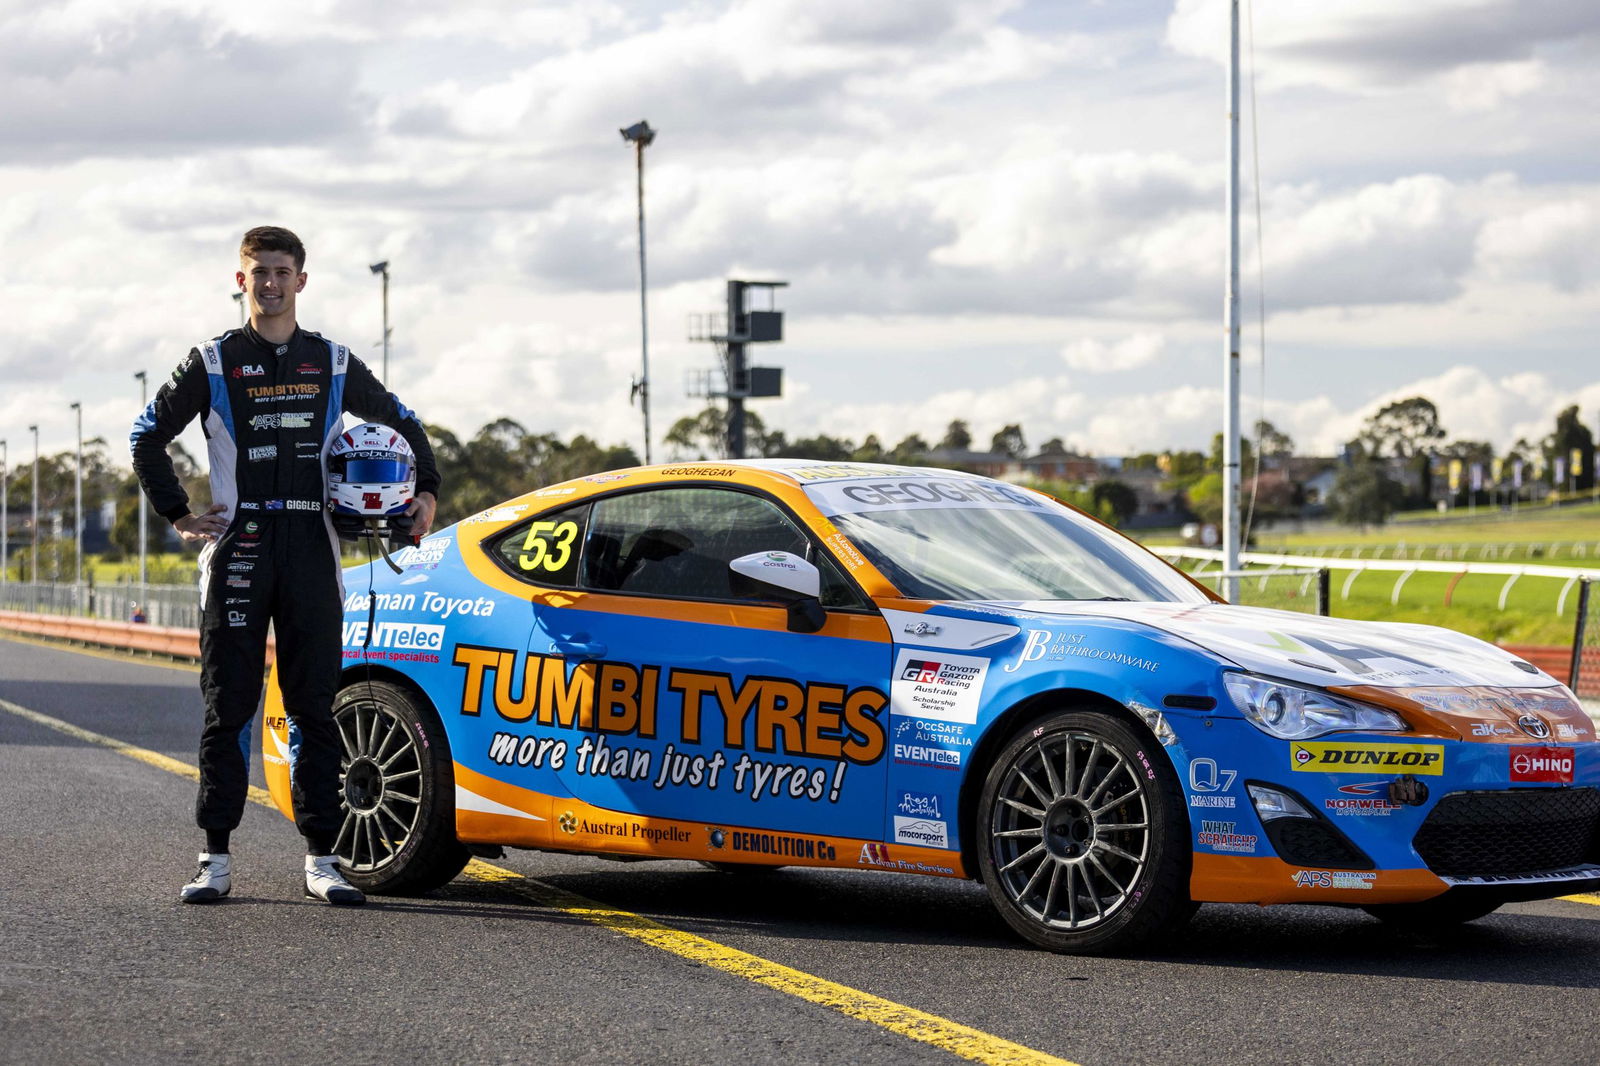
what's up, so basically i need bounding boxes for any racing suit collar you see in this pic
[242,322,304,356]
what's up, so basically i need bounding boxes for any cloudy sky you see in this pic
[3,0,1598,470]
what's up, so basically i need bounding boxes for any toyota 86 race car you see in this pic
[260,460,1600,953]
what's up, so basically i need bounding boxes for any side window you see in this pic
[490,503,588,588]
[581,487,864,608]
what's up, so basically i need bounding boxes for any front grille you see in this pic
[1264,819,1372,869]
[1413,788,1600,876]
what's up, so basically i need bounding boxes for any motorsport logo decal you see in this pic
[1290,742,1444,776]
[893,816,949,848]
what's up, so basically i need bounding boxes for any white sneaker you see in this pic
[304,854,365,905]
[180,853,232,903]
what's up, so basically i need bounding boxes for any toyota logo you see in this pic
[1517,714,1551,739]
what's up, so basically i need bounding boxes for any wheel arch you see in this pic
[339,664,442,722]
[957,686,1187,881]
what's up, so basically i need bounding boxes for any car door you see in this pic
[527,484,893,844]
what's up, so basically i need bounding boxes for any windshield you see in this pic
[810,476,1207,603]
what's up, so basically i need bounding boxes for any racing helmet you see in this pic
[328,423,416,519]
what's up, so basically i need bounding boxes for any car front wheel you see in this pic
[332,680,470,894]
[976,710,1194,954]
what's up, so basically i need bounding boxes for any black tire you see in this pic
[976,710,1194,954]
[1361,893,1502,928]
[332,680,470,894]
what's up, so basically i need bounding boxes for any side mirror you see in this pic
[729,551,825,633]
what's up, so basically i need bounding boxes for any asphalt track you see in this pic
[2,633,1598,1066]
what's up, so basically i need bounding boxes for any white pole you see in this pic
[135,371,148,591]
[635,140,652,464]
[1222,0,1242,603]
[72,402,83,606]
[381,266,390,384]
[1,439,8,596]
[29,425,38,589]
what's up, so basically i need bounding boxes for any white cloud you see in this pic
[1165,0,1597,93]
[1475,198,1600,292]
[1060,333,1167,372]
[1,0,1597,474]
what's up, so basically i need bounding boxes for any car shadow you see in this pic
[446,861,1600,990]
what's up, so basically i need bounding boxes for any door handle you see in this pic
[548,638,607,661]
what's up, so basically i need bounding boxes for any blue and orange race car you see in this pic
[262,461,1600,953]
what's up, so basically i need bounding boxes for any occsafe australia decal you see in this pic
[451,643,887,806]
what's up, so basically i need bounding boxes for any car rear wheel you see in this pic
[976,710,1194,954]
[1361,893,1502,928]
[333,680,470,894]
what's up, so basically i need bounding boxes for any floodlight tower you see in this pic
[620,120,656,463]
[370,261,391,383]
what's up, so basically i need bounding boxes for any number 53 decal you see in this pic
[518,520,578,572]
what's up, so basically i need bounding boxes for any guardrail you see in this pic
[0,609,274,665]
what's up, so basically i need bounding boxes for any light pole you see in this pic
[1,438,7,596]
[370,261,390,383]
[28,424,38,588]
[135,371,148,590]
[620,119,656,464]
[71,402,83,602]
[1220,0,1242,603]
[232,290,246,328]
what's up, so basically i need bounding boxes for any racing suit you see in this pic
[131,324,440,849]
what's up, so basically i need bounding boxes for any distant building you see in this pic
[921,448,1015,478]
[1017,451,1100,484]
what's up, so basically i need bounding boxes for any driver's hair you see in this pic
[240,226,306,271]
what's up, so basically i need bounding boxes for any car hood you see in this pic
[964,600,1557,692]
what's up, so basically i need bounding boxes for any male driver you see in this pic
[132,226,440,905]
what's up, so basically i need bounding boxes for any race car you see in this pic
[261,460,1600,953]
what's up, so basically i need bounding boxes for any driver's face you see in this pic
[236,251,306,324]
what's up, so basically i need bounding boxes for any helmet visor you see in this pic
[342,458,412,484]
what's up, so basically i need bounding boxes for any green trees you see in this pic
[1330,449,1403,529]
[1544,405,1595,492]
[428,420,637,525]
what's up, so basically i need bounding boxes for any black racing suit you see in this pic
[131,324,440,850]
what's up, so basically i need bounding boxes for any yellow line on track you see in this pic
[0,692,1077,1066]
[463,861,1075,1066]
[0,694,270,804]
[1560,894,1600,907]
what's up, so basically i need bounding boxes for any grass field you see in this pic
[1167,500,1600,646]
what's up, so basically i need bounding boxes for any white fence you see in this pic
[1153,547,1600,614]
[0,581,200,629]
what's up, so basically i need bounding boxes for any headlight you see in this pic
[1223,674,1407,740]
